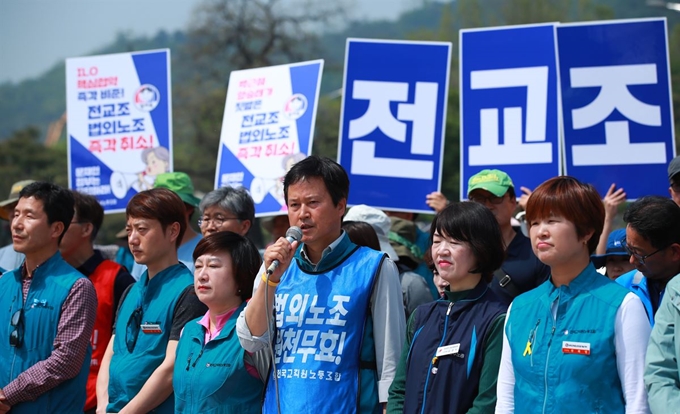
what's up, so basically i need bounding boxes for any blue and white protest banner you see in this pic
[558,18,675,199]
[66,49,172,213]
[215,60,323,217]
[460,24,561,200]
[338,38,451,213]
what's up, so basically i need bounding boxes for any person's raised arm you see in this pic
[596,184,626,255]
[244,237,298,337]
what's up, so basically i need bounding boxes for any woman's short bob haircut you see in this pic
[526,176,604,255]
[430,202,505,283]
[192,231,262,302]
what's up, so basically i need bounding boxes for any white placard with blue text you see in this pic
[460,24,561,200]
[338,39,451,213]
[66,49,173,213]
[558,18,675,199]
[216,60,323,217]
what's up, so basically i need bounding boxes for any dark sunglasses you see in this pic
[125,307,143,353]
[10,308,24,348]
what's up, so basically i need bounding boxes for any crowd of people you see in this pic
[0,154,679,413]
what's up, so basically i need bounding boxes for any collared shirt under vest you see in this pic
[263,240,385,414]
[174,301,263,414]
[0,252,92,414]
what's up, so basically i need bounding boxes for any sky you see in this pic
[0,0,416,84]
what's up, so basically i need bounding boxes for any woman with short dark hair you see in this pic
[387,202,507,413]
[173,232,268,413]
[495,176,651,413]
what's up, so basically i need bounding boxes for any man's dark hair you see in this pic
[19,182,74,243]
[624,196,680,250]
[71,190,104,241]
[283,155,349,206]
[430,202,505,283]
[126,188,187,249]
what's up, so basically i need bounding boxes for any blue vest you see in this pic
[173,302,264,414]
[0,252,91,414]
[403,281,506,414]
[108,264,193,413]
[507,264,629,414]
[263,245,384,414]
[616,270,656,326]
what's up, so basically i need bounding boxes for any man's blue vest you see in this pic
[507,264,629,414]
[403,281,506,413]
[617,270,656,326]
[263,245,384,414]
[174,302,263,413]
[0,252,91,414]
[108,264,193,413]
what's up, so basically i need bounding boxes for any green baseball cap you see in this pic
[467,169,514,198]
[153,172,201,208]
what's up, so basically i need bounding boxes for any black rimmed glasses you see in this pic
[9,308,24,348]
[197,215,240,228]
[125,307,143,353]
[622,240,669,265]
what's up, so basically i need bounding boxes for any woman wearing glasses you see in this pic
[173,231,268,413]
[198,187,255,237]
[387,202,507,413]
[495,177,651,413]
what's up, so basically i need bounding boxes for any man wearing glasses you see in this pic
[96,188,206,413]
[467,169,550,305]
[616,196,680,326]
[0,182,97,413]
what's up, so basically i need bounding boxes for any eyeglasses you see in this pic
[10,308,24,348]
[469,193,506,205]
[622,240,669,265]
[125,307,143,353]
[197,216,240,228]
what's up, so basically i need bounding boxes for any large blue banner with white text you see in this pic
[338,39,451,213]
[460,24,561,200]
[558,18,675,199]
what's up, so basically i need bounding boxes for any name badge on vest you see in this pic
[562,341,590,355]
[436,343,460,357]
[141,323,162,334]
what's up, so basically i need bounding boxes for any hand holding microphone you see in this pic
[267,226,302,276]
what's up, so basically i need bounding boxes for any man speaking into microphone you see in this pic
[237,155,405,413]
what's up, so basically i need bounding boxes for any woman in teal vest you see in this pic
[173,231,268,413]
[495,176,651,413]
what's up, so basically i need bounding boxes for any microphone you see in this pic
[266,226,303,275]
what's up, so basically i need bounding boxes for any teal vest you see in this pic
[0,252,91,414]
[263,242,384,414]
[108,264,193,413]
[173,302,264,414]
[507,264,629,414]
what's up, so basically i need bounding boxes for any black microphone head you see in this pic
[286,226,303,242]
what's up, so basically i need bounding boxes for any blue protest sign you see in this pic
[558,18,675,199]
[216,60,323,217]
[338,38,451,213]
[66,49,172,213]
[460,24,561,200]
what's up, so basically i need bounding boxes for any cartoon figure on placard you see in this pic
[249,152,306,209]
[135,146,170,191]
[110,146,171,199]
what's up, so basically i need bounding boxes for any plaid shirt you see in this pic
[3,262,97,406]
